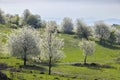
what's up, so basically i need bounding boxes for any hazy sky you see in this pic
[0,0,120,19]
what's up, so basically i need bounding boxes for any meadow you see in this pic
[0,26,120,80]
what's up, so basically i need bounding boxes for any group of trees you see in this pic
[61,17,120,46]
[60,18,120,65]
[0,9,42,28]
[0,9,20,27]
[60,17,92,40]
[94,21,120,45]
[1,8,120,75]
[7,25,64,75]
[7,25,95,75]
[1,8,120,46]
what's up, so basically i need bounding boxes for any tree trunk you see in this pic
[24,53,26,66]
[84,55,87,65]
[48,33,52,75]
[100,38,105,45]
[100,38,102,44]
[48,57,52,75]
[111,40,113,46]
[23,47,27,66]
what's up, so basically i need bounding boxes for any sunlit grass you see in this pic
[0,27,120,80]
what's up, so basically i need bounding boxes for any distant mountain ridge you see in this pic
[84,18,120,26]
[102,18,120,25]
[42,17,120,26]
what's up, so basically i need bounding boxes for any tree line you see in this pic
[0,9,44,28]
[1,8,120,46]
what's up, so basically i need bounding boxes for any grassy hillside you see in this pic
[0,27,120,80]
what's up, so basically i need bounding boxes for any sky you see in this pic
[0,0,120,24]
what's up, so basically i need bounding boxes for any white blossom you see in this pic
[94,21,111,40]
[40,25,64,62]
[116,30,120,44]
[46,21,57,32]
[61,17,73,34]
[40,23,64,75]
[80,40,95,56]
[7,26,41,65]
[79,40,95,64]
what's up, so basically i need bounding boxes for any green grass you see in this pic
[53,65,120,80]
[61,34,120,63]
[2,70,71,80]
[0,27,120,80]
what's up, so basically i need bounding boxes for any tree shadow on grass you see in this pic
[71,62,115,70]
[19,64,47,72]
[0,63,13,70]
[32,61,59,67]
[0,63,22,73]
[0,62,47,74]
[95,41,120,50]
[0,71,12,80]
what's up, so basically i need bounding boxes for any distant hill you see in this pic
[103,18,120,25]
[83,18,120,26]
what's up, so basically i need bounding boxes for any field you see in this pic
[0,27,120,80]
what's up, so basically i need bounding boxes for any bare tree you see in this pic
[7,27,41,66]
[94,21,110,44]
[79,40,95,64]
[61,17,73,34]
[40,23,64,75]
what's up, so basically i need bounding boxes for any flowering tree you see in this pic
[0,41,2,52]
[22,9,41,28]
[0,9,5,24]
[80,40,95,64]
[116,30,120,44]
[61,17,73,34]
[109,29,117,45]
[46,21,58,33]
[94,21,110,44]
[76,19,92,39]
[40,23,64,75]
[7,27,41,66]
